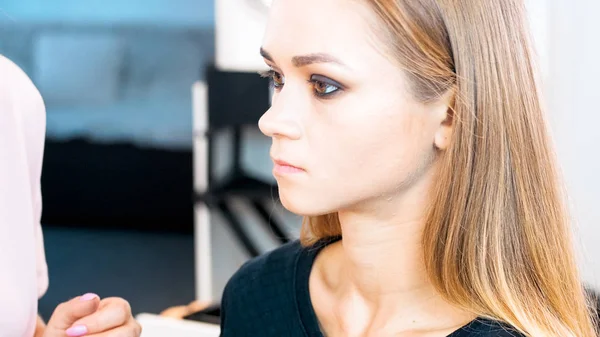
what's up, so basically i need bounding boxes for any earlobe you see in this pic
[434,129,451,150]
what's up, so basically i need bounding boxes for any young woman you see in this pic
[217,0,598,336]
[0,55,140,337]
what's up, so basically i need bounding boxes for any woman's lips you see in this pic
[272,158,305,175]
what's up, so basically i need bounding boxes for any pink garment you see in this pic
[0,55,49,337]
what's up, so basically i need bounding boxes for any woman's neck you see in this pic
[336,168,435,304]
[335,206,435,311]
[313,177,474,334]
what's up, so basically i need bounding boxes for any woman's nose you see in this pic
[258,98,302,140]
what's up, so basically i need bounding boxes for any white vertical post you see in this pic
[192,81,213,302]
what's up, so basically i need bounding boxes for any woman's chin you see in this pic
[279,193,334,217]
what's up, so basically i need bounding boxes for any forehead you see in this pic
[262,0,384,67]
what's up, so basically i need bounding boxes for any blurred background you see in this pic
[0,0,598,324]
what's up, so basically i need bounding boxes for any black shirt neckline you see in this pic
[293,236,496,337]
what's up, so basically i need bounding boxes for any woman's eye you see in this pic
[259,69,285,90]
[310,75,342,98]
[259,70,343,98]
[271,71,285,88]
[313,80,339,96]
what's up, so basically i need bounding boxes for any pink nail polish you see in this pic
[66,325,88,337]
[80,293,99,301]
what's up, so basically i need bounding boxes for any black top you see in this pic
[219,237,523,337]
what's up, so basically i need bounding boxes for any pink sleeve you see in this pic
[0,54,48,336]
[9,55,50,299]
[34,180,49,299]
[29,87,49,299]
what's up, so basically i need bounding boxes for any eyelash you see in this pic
[258,69,342,99]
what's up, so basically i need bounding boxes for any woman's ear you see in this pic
[434,104,454,151]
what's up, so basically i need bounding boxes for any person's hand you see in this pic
[43,293,141,337]
[34,315,46,337]
[160,300,212,319]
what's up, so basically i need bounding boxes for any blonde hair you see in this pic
[299,0,598,336]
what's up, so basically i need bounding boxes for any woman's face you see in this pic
[259,0,451,216]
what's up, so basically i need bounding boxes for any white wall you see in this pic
[546,0,600,288]
[214,0,269,71]
[525,0,549,82]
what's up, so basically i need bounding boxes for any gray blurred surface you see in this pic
[38,227,196,320]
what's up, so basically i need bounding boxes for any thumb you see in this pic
[45,293,100,334]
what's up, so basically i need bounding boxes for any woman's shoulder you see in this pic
[219,240,309,335]
[222,240,305,302]
[453,318,525,337]
[222,237,340,298]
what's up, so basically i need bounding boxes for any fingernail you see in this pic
[80,293,99,301]
[66,325,88,337]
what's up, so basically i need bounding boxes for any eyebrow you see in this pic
[260,47,346,68]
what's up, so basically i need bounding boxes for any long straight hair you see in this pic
[299,0,598,335]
